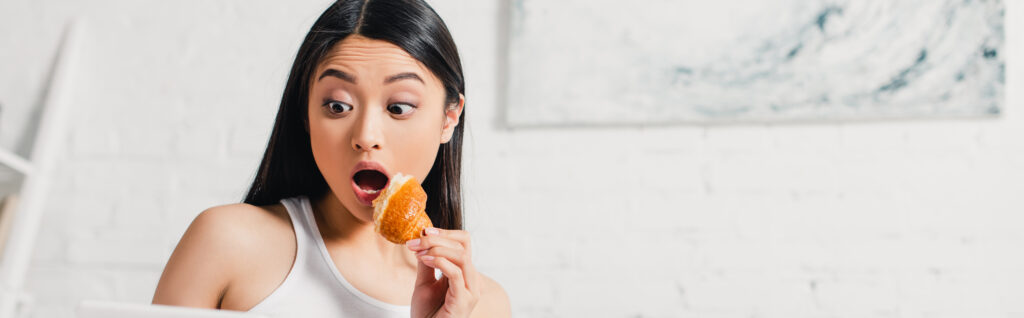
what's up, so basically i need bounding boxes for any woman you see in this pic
[151,1,510,317]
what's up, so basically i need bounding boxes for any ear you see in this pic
[440,94,465,144]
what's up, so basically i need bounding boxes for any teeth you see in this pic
[363,189,379,194]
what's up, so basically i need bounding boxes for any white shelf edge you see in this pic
[0,148,31,175]
[0,18,80,318]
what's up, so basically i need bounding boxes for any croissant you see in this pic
[371,173,433,244]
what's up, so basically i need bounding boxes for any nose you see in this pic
[351,110,383,151]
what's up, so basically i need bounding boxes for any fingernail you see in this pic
[406,238,420,247]
[425,227,440,235]
[416,250,428,256]
[421,255,435,261]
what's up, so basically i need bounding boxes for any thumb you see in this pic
[415,258,436,288]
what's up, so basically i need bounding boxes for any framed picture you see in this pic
[505,0,1005,126]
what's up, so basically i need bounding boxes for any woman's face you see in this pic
[307,35,463,223]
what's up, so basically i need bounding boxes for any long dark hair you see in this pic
[243,0,465,230]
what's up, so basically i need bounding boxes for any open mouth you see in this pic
[353,169,389,194]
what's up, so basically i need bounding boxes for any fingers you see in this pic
[410,228,479,295]
[427,255,468,292]
[426,256,480,314]
[411,228,482,316]
[425,228,472,246]
[406,228,472,260]
[418,228,472,252]
[407,229,471,254]
[406,234,463,253]
[420,247,479,295]
[416,246,468,268]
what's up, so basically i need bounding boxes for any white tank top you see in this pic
[246,196,411,317]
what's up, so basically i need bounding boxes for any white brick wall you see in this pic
[1,0,1022,317]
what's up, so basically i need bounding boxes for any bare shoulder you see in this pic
[473,274,511,318]
[171,203,292,260]
[194,203,292,241]
[152,202,293,308]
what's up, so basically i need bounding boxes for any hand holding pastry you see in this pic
[408,227,481,318]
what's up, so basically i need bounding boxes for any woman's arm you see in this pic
[152,206,245,308]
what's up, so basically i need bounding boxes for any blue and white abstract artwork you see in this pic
[505,0,1005,126]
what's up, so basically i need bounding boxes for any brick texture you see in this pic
[0,0,1021,317]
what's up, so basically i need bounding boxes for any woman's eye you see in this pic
[386,103,416,116]
[323,101,353,115]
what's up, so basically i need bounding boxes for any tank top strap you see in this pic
[245,196,311,313]
[280,196,314,255]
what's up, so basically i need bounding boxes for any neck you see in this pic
[310,191,413,266]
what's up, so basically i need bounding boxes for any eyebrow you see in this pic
[317,69,424,85]
[318,69,356,83]
[384,72,424,85]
